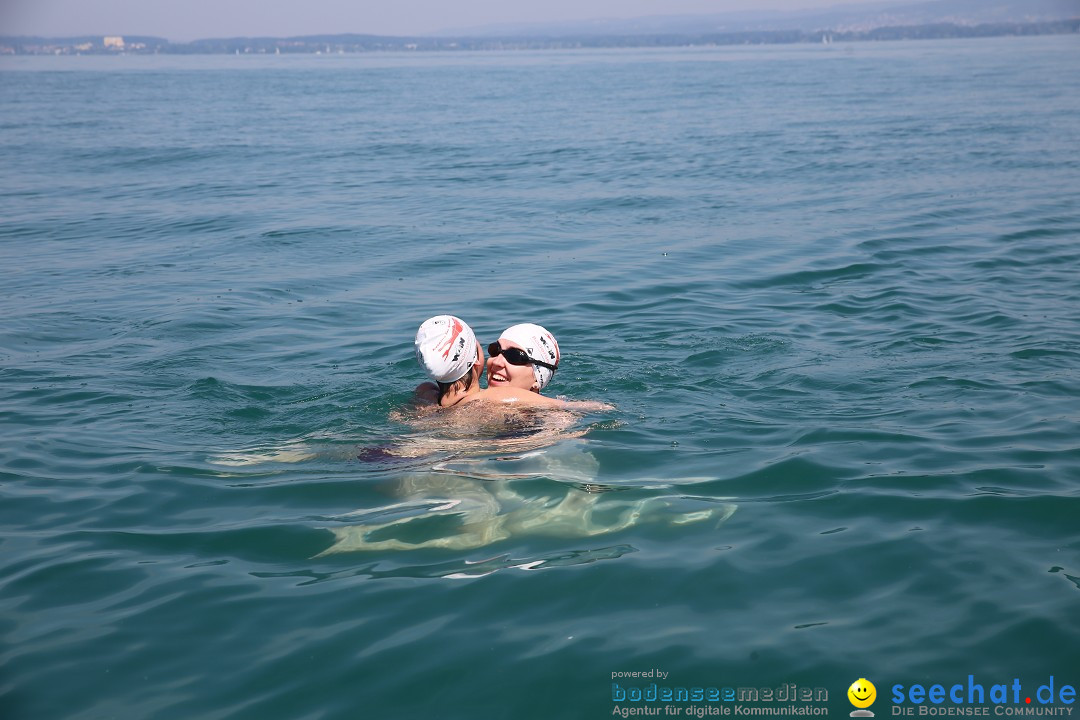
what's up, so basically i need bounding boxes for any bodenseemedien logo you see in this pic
[849,678,877,717]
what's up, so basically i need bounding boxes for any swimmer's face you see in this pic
[486,339,538,392]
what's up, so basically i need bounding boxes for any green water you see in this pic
[1,36,1079,719]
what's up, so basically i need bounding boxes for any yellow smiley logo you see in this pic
[848,678,877,709]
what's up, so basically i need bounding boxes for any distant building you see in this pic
[103,36,124,49]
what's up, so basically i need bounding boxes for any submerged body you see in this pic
[319,439,736,554]
[209,404,735,554]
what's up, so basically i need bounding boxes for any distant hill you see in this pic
[434,0,1080,37]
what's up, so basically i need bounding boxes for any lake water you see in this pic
[2,35,1079,720]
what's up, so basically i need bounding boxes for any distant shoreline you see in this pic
[3,18,1078,56]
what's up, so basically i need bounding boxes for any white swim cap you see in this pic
[499,323,560,391]
[415,315,478,384]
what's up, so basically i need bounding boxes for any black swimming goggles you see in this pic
[487,342,558,372]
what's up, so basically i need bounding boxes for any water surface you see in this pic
[2,36,1079,720]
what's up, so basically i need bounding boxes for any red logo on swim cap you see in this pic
[437,318,464,359]
[541,332,560,365]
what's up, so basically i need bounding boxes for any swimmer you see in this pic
[486,323,560,394]
[413,314,484,408]
[413,315,609,411]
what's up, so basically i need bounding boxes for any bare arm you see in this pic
[555,399,615,412]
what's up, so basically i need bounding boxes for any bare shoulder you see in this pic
[480,386,612,411]
[413,382,439,406]
[476,386,557,407]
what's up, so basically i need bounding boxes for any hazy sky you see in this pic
[3,0,886,41]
